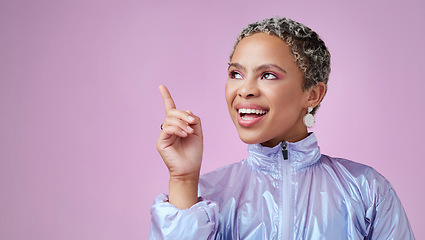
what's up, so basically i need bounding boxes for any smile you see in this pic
[238,108,268,120]
[236,107,268,127]
[238,108,268,115]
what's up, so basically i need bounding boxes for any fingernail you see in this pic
[188,116,195,122]
[187,126,193,132]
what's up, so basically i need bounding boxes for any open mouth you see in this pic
[238,108,268,120]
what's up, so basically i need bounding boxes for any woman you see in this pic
[149,17,414,239]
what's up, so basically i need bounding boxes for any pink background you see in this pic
[1,0,424,239]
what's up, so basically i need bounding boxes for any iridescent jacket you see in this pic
[149,133,414,239]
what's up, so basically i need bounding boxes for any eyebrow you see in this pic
[228,62,287,73]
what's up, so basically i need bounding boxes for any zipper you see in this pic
[280,141,291,240]
[281,141,288,160]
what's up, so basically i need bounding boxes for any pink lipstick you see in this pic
[235,103,268,127]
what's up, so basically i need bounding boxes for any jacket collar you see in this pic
[246,133,321,173]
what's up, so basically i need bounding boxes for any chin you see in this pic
[237,132,266,145]
[239,138,258,145]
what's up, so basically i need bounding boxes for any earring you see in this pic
[303,106,315,128]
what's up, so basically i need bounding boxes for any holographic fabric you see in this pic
[149,133,414,239]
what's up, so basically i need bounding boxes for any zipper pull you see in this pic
[281,141,288,160]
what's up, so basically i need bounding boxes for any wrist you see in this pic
[168,176,199,209]
[169,172,199,183]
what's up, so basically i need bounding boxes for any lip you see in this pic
[235,103,268,111]
[237,113,267,127]
[235,103,269,128]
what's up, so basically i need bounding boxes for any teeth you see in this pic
[238,108,267,114]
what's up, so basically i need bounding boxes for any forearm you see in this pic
[149,193,219,240]
[168,176,199,209]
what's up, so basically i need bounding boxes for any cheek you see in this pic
[224,82,237,106]
[266,87,303,112]
[265,87,291,103]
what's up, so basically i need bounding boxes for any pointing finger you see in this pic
[159,85,176,113]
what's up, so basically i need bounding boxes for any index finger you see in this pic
[159,85,176,113]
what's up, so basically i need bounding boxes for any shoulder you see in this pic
[321,155,388,182]
[319,154,393,203]
[199,160,252,190]
[198,159,256,199]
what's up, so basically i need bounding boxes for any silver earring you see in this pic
[303,106,315,128]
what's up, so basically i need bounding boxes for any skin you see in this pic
[157,32,326,209]
[226,33,326,146]
[157,85,203,209]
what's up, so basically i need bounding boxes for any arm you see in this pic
[150,85,219,239]
[149,194,219,240]
[367,188,415,239]
[156,85,203,209]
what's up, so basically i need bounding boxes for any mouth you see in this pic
[236,106,269,127]
[238,108,268,120]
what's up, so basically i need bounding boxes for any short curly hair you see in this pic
[230,17,331,115]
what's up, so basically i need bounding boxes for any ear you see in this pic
[305,82,326,108]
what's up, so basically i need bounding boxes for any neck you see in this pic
[260,130,309,148]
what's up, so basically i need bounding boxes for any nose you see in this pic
[237,78,260,98]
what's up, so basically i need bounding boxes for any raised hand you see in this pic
[156,85,203,208]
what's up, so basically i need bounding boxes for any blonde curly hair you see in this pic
[230,17,331,114]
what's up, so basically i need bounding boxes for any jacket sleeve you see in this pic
[149,194,219,240]
[368,188,415,239]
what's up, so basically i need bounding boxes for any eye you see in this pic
[229,71,243,79]
[261,72,278,80]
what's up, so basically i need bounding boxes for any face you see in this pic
[225,33,311,147]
